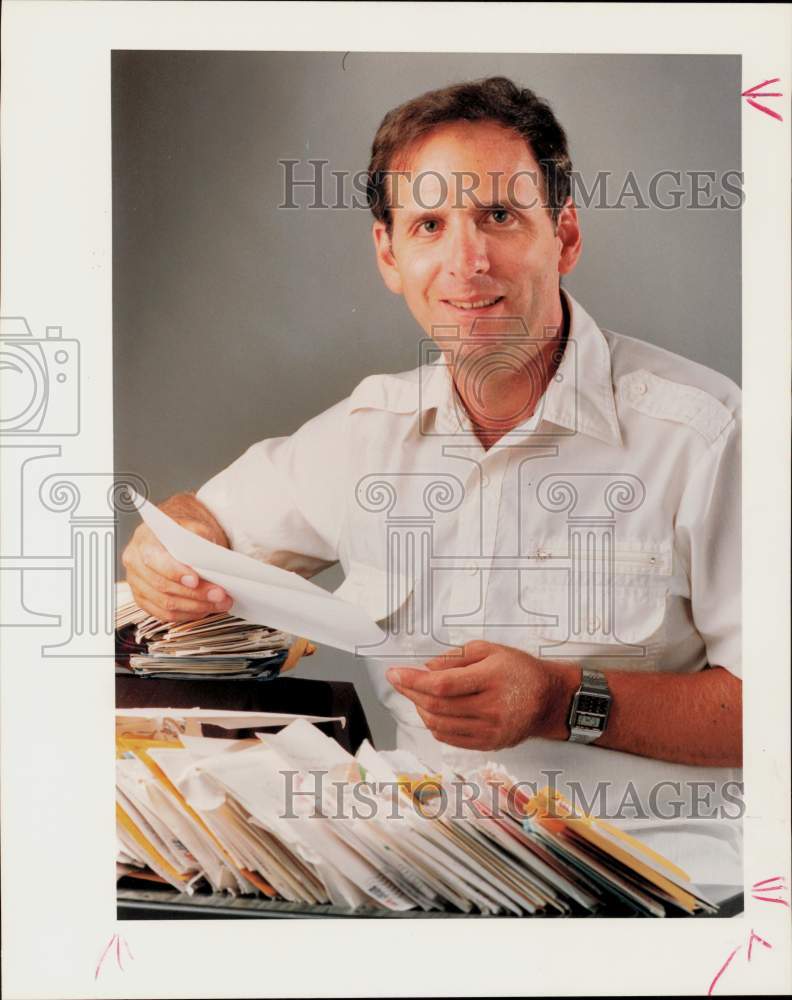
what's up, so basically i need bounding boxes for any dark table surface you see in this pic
[116,882,745,920]
[116,672,374,754]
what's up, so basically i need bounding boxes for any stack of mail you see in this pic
[115,583,314,680]
[116,711,717,916]
[116,709,344,898]
[122,494,386,655]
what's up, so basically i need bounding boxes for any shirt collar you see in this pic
[540,291,623,446]
[419,292,622,447]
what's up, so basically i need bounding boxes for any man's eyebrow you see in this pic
[475,199,524,211]
[400,198,534,219]
[395,197,540,228]
[399,208,448,224]
[476,190,542,211]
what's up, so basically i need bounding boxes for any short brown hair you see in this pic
[366,76,572,233]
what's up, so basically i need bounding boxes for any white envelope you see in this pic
[130,491,385,653]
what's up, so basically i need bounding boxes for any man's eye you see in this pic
[489,209,511,224]
[419,219,440,234]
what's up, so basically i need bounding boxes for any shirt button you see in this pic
[591,616,601,630]
[633,382,648,396]
[481,474,490,488]
[465,565,478,576]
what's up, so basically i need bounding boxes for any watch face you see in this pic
[577,694,607,715]
[569,686,610,739]
[577,713,604,730]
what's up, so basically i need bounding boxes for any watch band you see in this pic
[568,668,611,744]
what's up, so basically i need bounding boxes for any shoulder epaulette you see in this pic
[618,369,734,444]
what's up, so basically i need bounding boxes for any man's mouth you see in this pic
[443,295,505,312]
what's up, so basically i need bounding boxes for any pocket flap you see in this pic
[519,582,667,645]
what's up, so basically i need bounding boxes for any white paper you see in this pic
[259,716,353,769]
[131,490,385,652]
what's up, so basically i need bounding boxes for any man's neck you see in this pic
[452,293,570,451]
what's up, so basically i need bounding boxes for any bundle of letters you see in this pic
[116,709,718,917]
[115,582,313,680]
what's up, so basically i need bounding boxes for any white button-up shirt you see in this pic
[197,293,742,885]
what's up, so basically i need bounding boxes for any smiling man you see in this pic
[370,117,580,449]
[122,77,742,886]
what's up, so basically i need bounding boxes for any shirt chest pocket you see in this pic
[517,544,671,670]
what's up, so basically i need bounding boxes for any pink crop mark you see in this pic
[753,875,783,888]
[741,78,784,121]
[751,875,789,907]
[95,933,134,980]
[747,929,773,963]
[708,876,785,994]
[708,934,774,996]
[707,945,741,996]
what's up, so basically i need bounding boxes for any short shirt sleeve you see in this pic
[674,410,741,677]
[196,398,349,579]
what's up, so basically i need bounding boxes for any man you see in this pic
[123,77,742,884]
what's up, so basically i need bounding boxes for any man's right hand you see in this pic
[122,499,233,623]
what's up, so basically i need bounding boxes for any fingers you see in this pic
[387,663,487,698]
[128,572,230,622]
[430,732,493,751]
[414,706,495,750]
[423,640,495,672]
[135,531,203,587]
[122,524,231,622]
[390,682,481,719]
[131,558,228,606]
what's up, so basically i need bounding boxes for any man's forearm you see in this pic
[159,492,230,548]
[389,642,742,762]
[543,664,742,768]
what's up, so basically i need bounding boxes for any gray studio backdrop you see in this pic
[113,51,741,749]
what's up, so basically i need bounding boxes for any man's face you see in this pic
[372,121,581,348]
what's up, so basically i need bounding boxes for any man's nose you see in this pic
[446,224,490,279]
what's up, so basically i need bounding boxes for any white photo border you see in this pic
[1,2,790,998]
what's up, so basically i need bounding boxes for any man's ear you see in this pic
[372,221,403,295]
[556,200,582,276]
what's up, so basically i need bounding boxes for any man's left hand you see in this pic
[386,640,580,751]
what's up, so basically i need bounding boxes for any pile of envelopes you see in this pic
[125,495,386,654]
[115,583,314,680]
[116,710,717,916]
